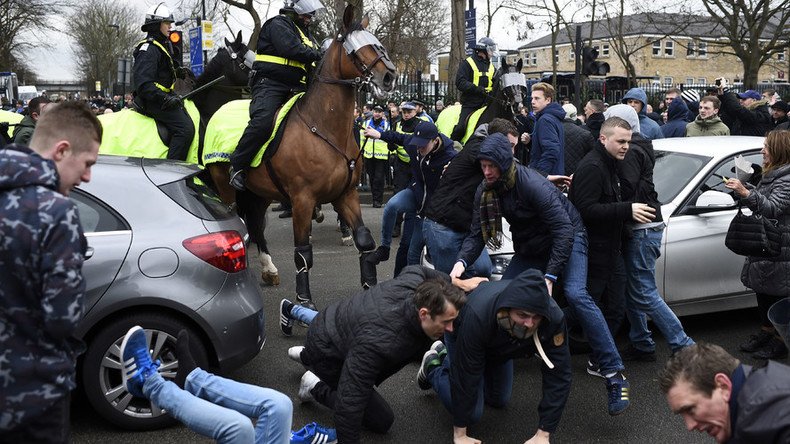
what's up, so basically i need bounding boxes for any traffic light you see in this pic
[169,30,183,59]
[582,46,610,76]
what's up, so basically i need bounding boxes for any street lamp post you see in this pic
[108,24,120,96]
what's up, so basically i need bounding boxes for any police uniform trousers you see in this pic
[146,104,195,161]
[232,78,295,172]
[450,104,479,141]
[366,157,389,205]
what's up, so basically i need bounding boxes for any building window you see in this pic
[652,40,661,56]
[686,77,695,85]
[779,51,786,62]
[569,47,575,60]
[663,77,673,86]
[687,41,695,56]
[531,51,537,66]
[698,78,706,84]
[601,44,610,57]
[664,40,674,57]
[554,49,559,63]
[698,42,707,57]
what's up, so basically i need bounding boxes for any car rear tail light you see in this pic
[183,231,247,273]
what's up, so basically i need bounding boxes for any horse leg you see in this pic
[236,189,279,286]
[333,190,377,289]
[291,197,316,308]
[207,163,237,206]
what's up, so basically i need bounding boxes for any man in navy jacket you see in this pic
[528,82,566,175]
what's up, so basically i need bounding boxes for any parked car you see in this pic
[424,136,764,317]
[73,156,265,430]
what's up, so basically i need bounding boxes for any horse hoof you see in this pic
[261,272,280,286]
[313,209,325,224]
[341,235,353,246]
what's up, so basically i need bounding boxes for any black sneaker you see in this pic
[280,299,294,336]
[740,330,774,353]
[620,344,657,362]
[586,360,604,379]
[272,202,288,212]
[752,336,788,360]
[417,349,441,390]
[606,372,630,416]
[279,209,293,219]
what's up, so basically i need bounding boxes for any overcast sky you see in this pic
[27,0,527,82]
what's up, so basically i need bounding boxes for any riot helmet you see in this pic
[282,0,325,16]
[474,37,498,59]
[142,3,174,32]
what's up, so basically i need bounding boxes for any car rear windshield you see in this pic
[654,151,711,204]
[158,171,235,221]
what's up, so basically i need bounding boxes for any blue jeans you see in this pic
[503,232,624,374]
[427,332,512,423]
[623,227,694,353]
[143,369,292,444]
[380,188,417,249]
[423,218,492,277]
[291,304,318,324]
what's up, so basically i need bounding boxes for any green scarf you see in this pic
[480,162,516,249]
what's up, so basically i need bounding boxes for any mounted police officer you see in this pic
[451,37,497,142]
[132,3,193,161]
[229,0,324,190]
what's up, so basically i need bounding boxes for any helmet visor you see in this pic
[293,0,325,15]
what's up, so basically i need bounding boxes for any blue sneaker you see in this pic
[121,326,160,398]
[606,372,630,416]
[290,422,337,444]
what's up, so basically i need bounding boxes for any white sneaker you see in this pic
[299,370,320,402]
[288,346,305,363]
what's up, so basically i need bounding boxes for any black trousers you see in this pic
[756,292,785,328]
[0,393,70,444]
[451,104,480,141]
[146,105,194,161]
[365,157,389,204]
[232,78,294,171]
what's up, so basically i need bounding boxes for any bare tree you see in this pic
[68,0,139,94]
[450,0,467,100]
[371,0,449,73]
[0,0,71,77]
[698,0,790,88]
[219,0,266,47]
[482,0,507,37]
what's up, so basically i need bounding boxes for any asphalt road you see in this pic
[71,204,775,444]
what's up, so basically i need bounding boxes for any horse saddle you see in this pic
[130,98,177,147]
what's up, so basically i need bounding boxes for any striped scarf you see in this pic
[480,162,516,249]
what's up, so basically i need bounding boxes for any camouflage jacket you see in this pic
[0,144,87,431]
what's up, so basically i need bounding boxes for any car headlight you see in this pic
[491,255,512,275]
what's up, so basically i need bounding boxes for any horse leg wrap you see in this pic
[353,226,378,288]
[294,245,313,307]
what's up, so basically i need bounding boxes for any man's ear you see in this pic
[714,372,733,401]
[52,141,71,161]
[418,307,430,320]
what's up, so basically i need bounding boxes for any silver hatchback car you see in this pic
[72,156,265,430]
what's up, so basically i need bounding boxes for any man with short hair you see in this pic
[717,88,773,136]
[562,104,595,175]
[529,82,566,175]
[430,99,444,121]
[12,96,51,146]
[686,96,730,137]
[0,101,101,441]
[283,266,467,443]
[770,100,789,129]
[660,342,790,443]
[584,99,605,140]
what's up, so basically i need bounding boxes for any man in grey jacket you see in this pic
[686,96,730,137]
[660,342,790,444]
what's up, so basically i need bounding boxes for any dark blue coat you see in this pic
[661,97,689,138]
[529,101,566,175]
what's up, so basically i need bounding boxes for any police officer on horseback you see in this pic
[450,37,497,142]
[132,3,194,161]
[229,0,324,190]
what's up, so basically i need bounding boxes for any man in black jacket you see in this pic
[230,0,323,190]
[423,118,519,277]
[418,269,571,444]
[562,113,595,176]
[717,88,773,137]
[568,117,655,361]
[289,266,467,444]
[451,37,497,141]
[584,99,605,140]
[660,342,790,444]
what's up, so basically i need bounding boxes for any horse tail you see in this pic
[235,189,269,253]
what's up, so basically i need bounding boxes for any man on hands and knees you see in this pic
[660,342,790,443]
[418,269,571,444]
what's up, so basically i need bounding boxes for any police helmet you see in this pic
[282,0,325,15]
[474,37,498,58]
[142,3,174,31]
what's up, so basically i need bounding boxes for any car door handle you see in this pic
[85,246,95,260]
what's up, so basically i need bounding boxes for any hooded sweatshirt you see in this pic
[661,97,688,138]
[448,269,571,432]
[604,104,641,135]
[686,114,730,137]
[621,88,664,140]
[0,145,87,431]
[529,101,566,175]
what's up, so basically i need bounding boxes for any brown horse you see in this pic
[228,6,395,307]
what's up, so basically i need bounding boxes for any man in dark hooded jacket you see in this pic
[290,266,466,444]
[450,133,632,418]
[622,87,664,140]
[661,97,689,138]
[418,269,571,444]
[717,89,773,136]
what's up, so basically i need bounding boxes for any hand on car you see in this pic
[631,203,656,223]
[724,178,750,198]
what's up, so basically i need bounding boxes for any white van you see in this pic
[18,85,39,103]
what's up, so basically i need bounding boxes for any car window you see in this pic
[70,190,130,233]
[158,171,235,221]
[696,151,763,195]
[654,151,711,204]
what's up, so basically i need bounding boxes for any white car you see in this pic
[429,136,763,317]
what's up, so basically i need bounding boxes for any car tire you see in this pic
[81,312,209,430]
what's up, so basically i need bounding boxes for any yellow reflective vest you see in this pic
[466,56,495,92]
[393,115,429,163]
[361,117,390,160]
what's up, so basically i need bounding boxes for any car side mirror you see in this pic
[685,190,736,215]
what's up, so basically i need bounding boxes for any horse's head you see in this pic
[219,31,255,86]
[496,58,527,116]
[330,5,396,99]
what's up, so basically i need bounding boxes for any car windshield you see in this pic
[654,150,711,204]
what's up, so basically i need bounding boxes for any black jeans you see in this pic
[365,157,389,204]
[232,78,295,172]
[0,393,70,444]
[145,105,195,161]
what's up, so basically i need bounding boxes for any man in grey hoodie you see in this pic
[622,87,664,141]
